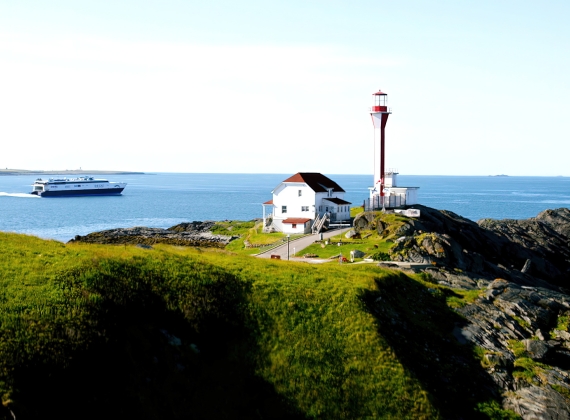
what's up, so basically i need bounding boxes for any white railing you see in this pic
[364,196,406,211]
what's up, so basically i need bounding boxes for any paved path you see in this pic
[255,228,351,262]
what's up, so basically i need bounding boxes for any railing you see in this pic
[312,213,329,235]
[364,195,406,211]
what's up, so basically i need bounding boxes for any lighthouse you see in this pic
[368,89,419,210]
[370,90,391,204]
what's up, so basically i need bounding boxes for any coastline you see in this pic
[0,169,145,176]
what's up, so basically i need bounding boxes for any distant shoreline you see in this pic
[0,169,145,176]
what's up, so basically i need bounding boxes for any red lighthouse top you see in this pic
[371,90,388,112]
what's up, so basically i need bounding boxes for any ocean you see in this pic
[1,173,569,242]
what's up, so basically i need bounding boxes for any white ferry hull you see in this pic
[32,186,125,197]
[31,177,127,197]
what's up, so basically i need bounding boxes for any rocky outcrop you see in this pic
[376,205,570,292]
[454,279,570,419]
[358,206,570,418]
[69,221,237,248]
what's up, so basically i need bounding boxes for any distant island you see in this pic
[490,174,509,177]
[0,168,145,176]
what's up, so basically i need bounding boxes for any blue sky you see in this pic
[1,1,569,175]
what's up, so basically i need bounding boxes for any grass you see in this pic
[506,339,550,386]
[445,289,483,309]
[0,232,511,419]
[299,230,394,260]
[215,220,307,255]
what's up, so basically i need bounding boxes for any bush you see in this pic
[369,251,391,261]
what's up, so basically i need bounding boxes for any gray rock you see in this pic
[523,339,550,361]
[68,222,237,248]
[504,384,570,420]
[350,249,366,259]
[521,259,532,273]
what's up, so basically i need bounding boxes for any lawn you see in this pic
[0,231,515,419]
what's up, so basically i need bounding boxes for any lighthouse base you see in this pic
[366,187,419,211]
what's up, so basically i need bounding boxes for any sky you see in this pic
[1,1,569,176]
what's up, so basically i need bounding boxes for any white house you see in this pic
[262,173,351,234]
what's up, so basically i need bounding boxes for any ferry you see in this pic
[31,177,127,197]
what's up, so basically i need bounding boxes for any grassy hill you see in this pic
[0,232,516,419]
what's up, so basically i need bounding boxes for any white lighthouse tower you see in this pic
[368,89,419,210]
[370,90,391,204]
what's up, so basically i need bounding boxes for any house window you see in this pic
[298,190,302,197]
[301,206,309,211]
[292,223,297,229]
[319,206,322,211]
[282,206,287,214]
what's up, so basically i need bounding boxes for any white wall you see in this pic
[273,182,316,220]
[406,188,419,205]
[281,220,311,234]
[315,192,350,221]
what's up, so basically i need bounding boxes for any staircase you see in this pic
[312,213,330,235]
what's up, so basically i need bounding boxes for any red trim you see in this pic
[282,217,311,224]
[380,113,389,197]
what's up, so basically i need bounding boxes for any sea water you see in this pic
[0,173,569,242]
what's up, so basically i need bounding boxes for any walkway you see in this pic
[255,228,351,262]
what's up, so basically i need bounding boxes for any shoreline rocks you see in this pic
[68,221,238,248]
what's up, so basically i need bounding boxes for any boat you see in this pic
[31,176,127,197]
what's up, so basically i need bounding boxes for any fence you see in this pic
[364,195,406,211]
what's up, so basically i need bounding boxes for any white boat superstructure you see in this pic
[31,176,127,197]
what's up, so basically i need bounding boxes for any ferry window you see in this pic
[282,206,287,214]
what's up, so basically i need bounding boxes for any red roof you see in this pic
[282,173,345,193]
[373,90,387,96]
[263,199,273,205]
[283,218,311,224]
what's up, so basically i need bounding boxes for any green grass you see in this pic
[351,206,364,218]
[445,289,483,309]
[0,232,510,419]
[300,235,393,260]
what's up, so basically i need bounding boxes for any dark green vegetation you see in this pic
[0,232,516,419]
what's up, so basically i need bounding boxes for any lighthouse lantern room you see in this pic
[367,89,419,210]
[372,90,388,112]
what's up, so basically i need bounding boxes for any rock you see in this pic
[353,212,377,231]
[68,222,237,248]
[367,205,570,417]
[350,250,365,259]
[504,384,570,420]
[521,259,532,273]
[523,339,550,361]
[345,229,356,239]
[384,205,570,291]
